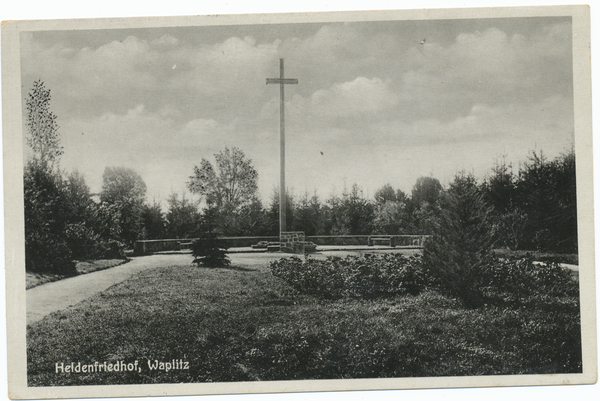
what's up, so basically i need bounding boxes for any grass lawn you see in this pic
[27,257,581,386]
[26,259,129,289]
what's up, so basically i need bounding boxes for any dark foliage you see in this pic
[271,253,434,299]
[479,255,579,302]
[100,167,147,247]
[265,189,295,235]
[191,207,230,267]
[325,184,375,235]
[24,160,75,273]
[411,176,442,206]
[24,161,126,273]
[423,173,495,307]
[62,170,125,260]
[165,193,201,239]
[140,201,166,240]
[191,235,230,268]
[516,150,577,253]
[292,192,328,236]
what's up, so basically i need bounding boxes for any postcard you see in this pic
[3,4,596,399]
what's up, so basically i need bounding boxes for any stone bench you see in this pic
[178,241,193,250]
[368,236,396,247]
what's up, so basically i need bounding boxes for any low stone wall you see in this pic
[134,236,279,255]
[306,235,430,247]
[306,235,369,246]
[219,236,279,248]
[134,239,184,255]
[134,235,431,255]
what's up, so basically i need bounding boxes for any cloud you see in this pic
[272,76,398,133]
[152,34,180,47]
[57,105,225,196]
[21,32,280,123]
[57,103,282,201]
[311,77,398,115]
[174,36,280,96]
[396,25,573,122]
[20,19,574,205]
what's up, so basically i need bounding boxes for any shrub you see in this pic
[191,233,230,268]
[192,206,230,268]
[479,255,578,302]
[24,160,76,274]
[25,230,75,274]
[423,173,495,307]
[270,253,433,300]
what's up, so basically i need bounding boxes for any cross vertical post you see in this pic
[267,58,298,236]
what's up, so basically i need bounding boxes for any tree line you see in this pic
[23,81,577,273]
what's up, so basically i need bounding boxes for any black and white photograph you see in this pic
[2,2,597,400]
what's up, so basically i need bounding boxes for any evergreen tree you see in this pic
[165,193,201,239]
[294,191,325,236]
[140,201,166,240]
[266,189,295,235]
[515,149,577,253]
[423,172,495,307]
[192,206,230,267]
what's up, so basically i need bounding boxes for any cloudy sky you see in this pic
[20,16,574,206]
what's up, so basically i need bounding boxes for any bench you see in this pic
[368,236,396,247]
[267,244,281,252]
[178,241,193,250]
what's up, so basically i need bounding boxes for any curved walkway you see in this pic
[26,254,192,325]
[27,249,576,326]
[25,248,413,325]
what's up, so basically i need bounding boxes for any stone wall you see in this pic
[306,235,430,247]
[134,235,430,255]
[134,239,183,255]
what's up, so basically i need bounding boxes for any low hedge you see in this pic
[270,253,578,304]
[479,255,578,301]
[270,254,433,300]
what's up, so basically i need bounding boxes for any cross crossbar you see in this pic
[266,78,299,85]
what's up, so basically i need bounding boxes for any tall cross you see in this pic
[266,58,298,235]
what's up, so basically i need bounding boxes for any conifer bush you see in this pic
[191,233,230,268]
[422,172,495,307]
[192,206,230,267]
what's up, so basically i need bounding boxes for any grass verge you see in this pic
[27,259,581,386]
[26,259,129,289]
